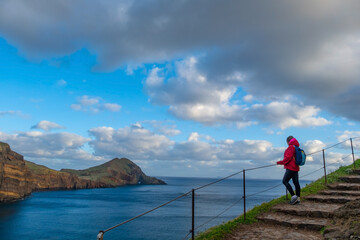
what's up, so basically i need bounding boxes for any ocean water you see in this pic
[0,177,311,240]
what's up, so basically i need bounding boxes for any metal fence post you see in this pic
[243,169,246,221]
[192,189,195,240]
[351,138,356,169]
[322,149,327,184]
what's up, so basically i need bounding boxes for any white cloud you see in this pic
[88,125,174,160]
[0,131,102,161]
[243,94,254,102]
[247,102,332,129]
[57,79,67,87]
[236,121,257,129]
[88,124,283,163]
[31,120,65,131]
[337,130,360,149]
[146,57,332,129]
[146,67,163,87]
[102,103,122,112]
[0,110,26,118]
[77,95,100,106]
[188,132,200,142]
[301,138,356,166]
[0,122,354,177]
[143,120,181,136]
[71,95,121,113]
[1,1,360,121]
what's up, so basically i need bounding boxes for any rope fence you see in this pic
[97,137,360,240]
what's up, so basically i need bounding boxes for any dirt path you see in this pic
[224,169,360,240]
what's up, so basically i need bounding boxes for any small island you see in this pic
[0,142,166,203]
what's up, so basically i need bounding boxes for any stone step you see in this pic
[304,194,360,203]
[319,189,360,196]
[339,175,360,183]
[257,212,330,231]
[272,201,342,218]
[326,183,360,191]
[227,222,324,240]
[352,169,360,175]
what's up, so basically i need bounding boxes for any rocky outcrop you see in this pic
[61,158,166,187]
[0,142,33,202]
[0,142,166,203]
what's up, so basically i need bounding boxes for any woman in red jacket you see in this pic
[277,136,301,205]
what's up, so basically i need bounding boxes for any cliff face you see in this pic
[0,142,165,203]
[0,142,33,202]
[61,158,166,187]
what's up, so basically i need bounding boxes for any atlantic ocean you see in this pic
[0,177,311,240]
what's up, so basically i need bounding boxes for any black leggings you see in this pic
[282,169,301,197]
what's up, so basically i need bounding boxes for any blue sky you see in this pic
[1,0,360,179]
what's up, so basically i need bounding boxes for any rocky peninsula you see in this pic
[0,142,165,203]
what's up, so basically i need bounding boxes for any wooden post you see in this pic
[323,149,327,184]
[243,170,246,221]
[192,189,195,240]
[351,138,356,169]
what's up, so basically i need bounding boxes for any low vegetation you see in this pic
[195,159,360,240]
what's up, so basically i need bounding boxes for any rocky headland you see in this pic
[0,142,165,203]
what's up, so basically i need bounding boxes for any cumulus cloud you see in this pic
[102,103,122,112]
[142,120,181,136]
[1,0,360,122]
[337,130,360,149]
[71,95,121,113]
[31,120,65,131]
[88,124,174,160]
[146,57,331,128]
[0,131,102,161]
[246,102,332,129]
[88,124,283,163]
[300,138,357,167]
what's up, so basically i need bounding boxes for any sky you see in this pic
[1,0,360,179]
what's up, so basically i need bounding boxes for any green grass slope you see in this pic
[25,160,60,175]
[61,158,166,186]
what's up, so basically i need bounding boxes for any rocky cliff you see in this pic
[0,142,33,202]
[0,142,165,203]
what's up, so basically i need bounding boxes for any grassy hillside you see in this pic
[25,160,64,175]
[62,158,135,179]
[195,159,360,240]
[61,158,165,186]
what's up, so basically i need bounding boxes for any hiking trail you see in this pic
[225,169,360,240]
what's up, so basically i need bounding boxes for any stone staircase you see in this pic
[226,169,360,239]
[256,171,360,238]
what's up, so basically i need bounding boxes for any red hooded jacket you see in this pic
[276,138,300,172]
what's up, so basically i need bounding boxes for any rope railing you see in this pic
[194,196,244,234]
[194,169,244,191]
[97,190,192,239]
[246,183,283,199]
[97,137,359,240]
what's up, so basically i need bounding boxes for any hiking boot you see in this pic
[289,195,299,205]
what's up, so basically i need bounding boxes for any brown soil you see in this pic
[224,222,323,240]
[323,199,360,239]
